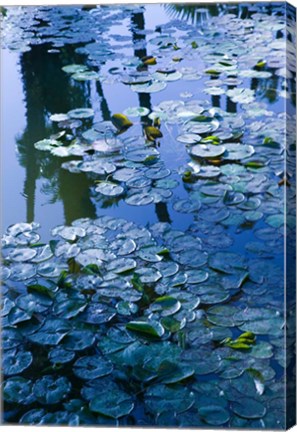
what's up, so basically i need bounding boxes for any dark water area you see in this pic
[1,3,296,428]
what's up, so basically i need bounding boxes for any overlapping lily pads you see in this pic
[1,1,293,428]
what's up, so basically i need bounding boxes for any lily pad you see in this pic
[3,349,33,376]
[190,144,225,159]
[95,182,124,197]
[33,375,71,405]
[73,355,113,380]
[198,405,230,426]
[3,377,35,405]
[231,398,266,419]
[89,387,134,419]
[126,321,165,338]
[68,108,94,119]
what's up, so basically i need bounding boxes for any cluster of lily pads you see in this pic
[1,2,296,428]
[1,217,287,427]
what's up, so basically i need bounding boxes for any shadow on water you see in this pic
[17,43,97,224]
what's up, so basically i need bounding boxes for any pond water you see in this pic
[1,3,296,428]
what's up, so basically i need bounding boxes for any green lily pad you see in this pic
[3,377,35,404]
[126,321,165,338]
[50,113,69,122]
[27,318,71,345]
[131,81,167,93]
[72,70,100,81]
[231,398,266,419]
[95,182,124,197]
[176,133,201,144]
[33,375,71,405]
[145,384,195,414]
[63,329,96,351]
[123,106,150,117]
[223,143,254,160]
[125,192,154,206]
[209,252,247,274]
[135,267,162,283]
[250,342,273,359]
[73,355,113,380]
[89,389,134,419]
[152,296,181,317]
[62,64,88,74]
[106,258,137,274]
[34,138,60,151]
[198,405,230,425]
[48,347,75,364]
[20,409,47,425]
[68,108,94,119]
[190,144,225,159]
[3,349,33,376]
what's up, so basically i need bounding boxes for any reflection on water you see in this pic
[1,3,296,428]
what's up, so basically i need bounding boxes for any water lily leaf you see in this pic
[145,384,195,414]
[16,292,52,314]
[154,261,179,278]
[176,133,201,144]
[138,246,163,263]
[116,300,138,316]
[185,269,209,284]
[145,167,171,180]
[95,182,124,197]
[68,108,94,119]
[265,214,284,228]
[231,398,266,419]
[89,388,134,419]
[158,361,195,384]
[20,409,47,425]
[152,296,181,317]
[48,347,75,364]
[226,88,255,104]
[72,70,100,81]
[198,405,230,426]
[107,258,137,274]
[63,329,96,351]
[125,147,159,162]
[8,247,36,262]
[27,318,70,346]
[190,285,229,305]
[10,263,36,281]
[209,252,247,274]
[126,176,152,189]
[250,341,273,359]
[34,138,60,151]
[110,238,136,256]
[8,306,32,325]
[50,113,69,122]
[135,267,162,283]
[190,144,225,159]
[126,321,165,338]
[223,143,254,161]
[80,303,116,325]
[153,71,183,81]
[125,192,154,206]
[123,106,150,117]
[62,64,88,74]
[33,375,71,405]
[131,81,167,93]
[73,355,113,380]
[1,298,15,317]
[173,198,201,213]
[3,377,35,405]
[3,349,33,376]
